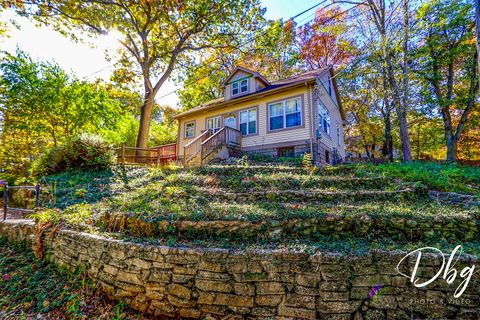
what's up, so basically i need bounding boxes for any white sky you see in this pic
[0,1,321,108]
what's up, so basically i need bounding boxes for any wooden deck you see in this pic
[116,143,177,165]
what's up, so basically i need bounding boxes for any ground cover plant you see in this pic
[25,161,479,255]
[349,161,480,196]
[0,238,151,319]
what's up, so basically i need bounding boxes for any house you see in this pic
[175,66,345,166]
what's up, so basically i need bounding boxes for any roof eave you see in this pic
[175,79,316,119]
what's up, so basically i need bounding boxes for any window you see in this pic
[239,109,257,135]
[318,101,330,135]
[268,97,302,131]
[184,121,195,138]
[207,116,222,133]
[231,78,249,96]
[278,147,295,158]
[336,121,341,146]
[325,150,330,164]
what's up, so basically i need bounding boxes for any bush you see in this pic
[32,134,115,176]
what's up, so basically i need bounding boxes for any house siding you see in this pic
[177,87,313,157]
[177,72,345,165]
[315,73,345,161]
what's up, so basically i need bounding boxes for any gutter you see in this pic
[306,82,314,159]
[175,79,317,119]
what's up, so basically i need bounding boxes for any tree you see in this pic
[0,50,123,173]
[177,18,300,110]
[415,0,478,162]
[476,0,480,75]
[242,19,301,80]
[19,0,265,149]
[297,7,355,70]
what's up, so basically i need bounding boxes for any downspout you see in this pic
[306,82,314,159]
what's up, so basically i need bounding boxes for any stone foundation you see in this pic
[1,219,479,319]
[243,141,312,159]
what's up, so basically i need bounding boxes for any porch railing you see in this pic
[117,143,177,165]
[184,129,212,165]
[201,126,242,162]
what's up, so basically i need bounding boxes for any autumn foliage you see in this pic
[297,8,355,70]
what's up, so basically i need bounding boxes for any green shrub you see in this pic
[32,134,115,176]
[352,161,480,195]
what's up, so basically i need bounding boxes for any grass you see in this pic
[22,161,478,252]
[349,161,480,196]
[0,238,150,319]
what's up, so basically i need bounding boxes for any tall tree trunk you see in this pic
[369,0,412,162]
[382,65,393,161]
[446,136,457,163]
[385,52,412,162]
[397,0,412,162]
[384,109,393,161]
[136,92,155,150]
[476,0,480,76]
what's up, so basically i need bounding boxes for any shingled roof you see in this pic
[176,66,335,119]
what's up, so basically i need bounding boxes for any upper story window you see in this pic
[184,121,195,138]
[206,116,222,133]
[231,78,249,96]
[318,101,330,135]
[239,108,257,135]
[268,97,302,131]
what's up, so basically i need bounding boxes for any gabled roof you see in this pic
[220,66,270,88]
[176,66,344,120]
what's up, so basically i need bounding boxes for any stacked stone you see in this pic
[1,220,479,319]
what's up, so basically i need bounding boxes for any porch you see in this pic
[183,126,242,166]
[116,143,177,165]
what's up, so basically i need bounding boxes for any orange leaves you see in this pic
[297,7,354,69]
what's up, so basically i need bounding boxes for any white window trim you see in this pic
[318,102,331,136]
[184,121,195,139]
[231,78,249,96]
[268,97,303,131]
[239,108,257,136]
[206,116,222,132]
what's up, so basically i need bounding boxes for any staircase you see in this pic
[183,127,242,167]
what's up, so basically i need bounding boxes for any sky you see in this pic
[0,0,321,107]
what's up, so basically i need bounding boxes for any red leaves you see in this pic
[3,274,11,281]
[297,7,354,70]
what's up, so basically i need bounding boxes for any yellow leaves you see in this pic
[3,0,25,10]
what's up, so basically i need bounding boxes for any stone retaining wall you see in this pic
[1,219,479,319]
[101,212,479,243]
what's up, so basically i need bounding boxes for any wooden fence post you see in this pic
[121,143,125,165]
[157,147,161,165]
[35,184,41,209]
[3,183,7,221]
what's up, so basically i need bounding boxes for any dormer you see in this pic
[221,66,270,101]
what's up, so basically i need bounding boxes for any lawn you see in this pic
[349,161,480,196]
[22,161,479,254]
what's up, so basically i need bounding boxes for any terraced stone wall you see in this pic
[1,219,479,319]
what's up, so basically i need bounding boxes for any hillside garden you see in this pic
[6,158,474,255]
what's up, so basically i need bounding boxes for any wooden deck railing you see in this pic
[201,126,242,162]
[184,129,212,165]
[117,143,177,165]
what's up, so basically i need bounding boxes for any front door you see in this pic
[224,115,237,129]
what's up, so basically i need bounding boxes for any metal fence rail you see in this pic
[2,184,41,220]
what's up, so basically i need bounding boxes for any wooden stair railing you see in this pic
[184,129,212,165]
[201,126,242,164]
